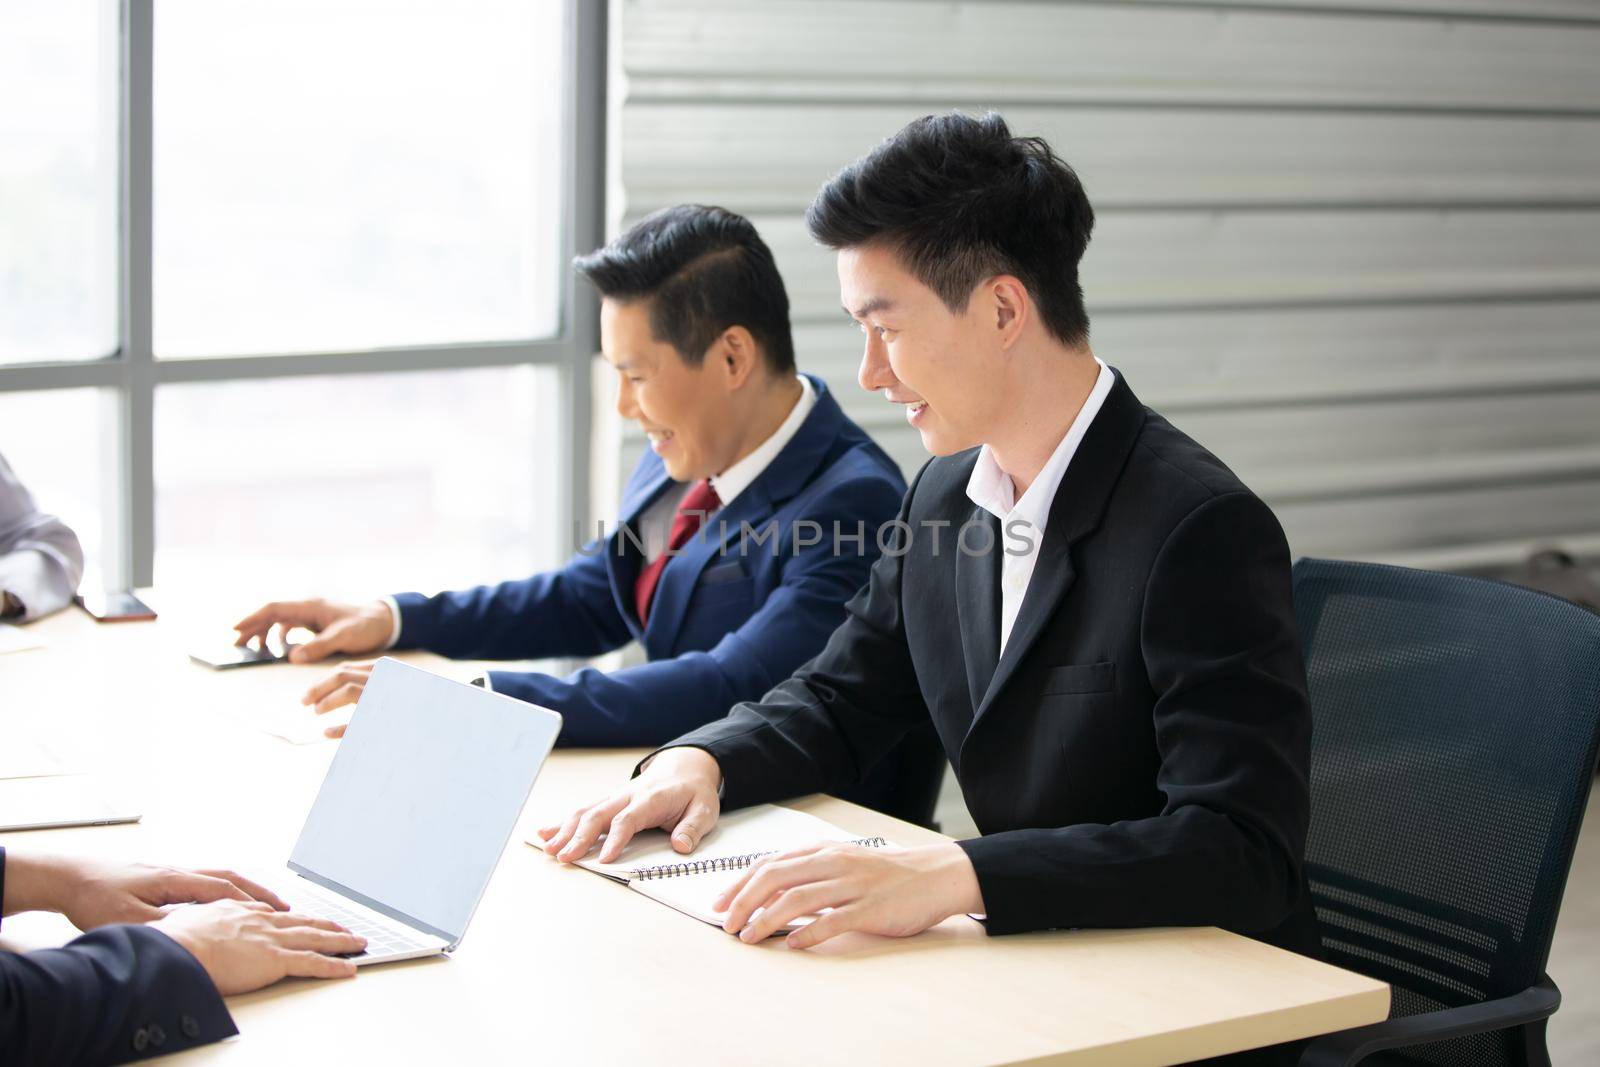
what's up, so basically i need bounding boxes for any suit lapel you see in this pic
[631,374,847,648]
[606,460,675,639]
[973,525,1076,722]
[966,372,1148,734]
[618,463,673,527]
[641,482,772,647]
[955,506,1002,712]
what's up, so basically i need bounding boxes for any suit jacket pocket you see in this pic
[699,559,748,586]
[1042,661,1114,695]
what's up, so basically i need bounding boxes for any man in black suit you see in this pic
[1,847,364,1064]
[538,113,1318,965]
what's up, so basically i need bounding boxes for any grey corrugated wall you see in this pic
[600,0,1600,569]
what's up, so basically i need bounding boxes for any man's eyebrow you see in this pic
[843,298,894,320]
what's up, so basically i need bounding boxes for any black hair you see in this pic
[806,112,1094,347]
[573,205,796,374]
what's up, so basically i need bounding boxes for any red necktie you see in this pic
[634,479,722,624]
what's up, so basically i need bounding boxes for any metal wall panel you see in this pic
[623,104,1600,214]
[622,1,1600,110]
[609,0,1600,564]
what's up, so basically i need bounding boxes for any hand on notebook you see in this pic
[537,747,723,863]
[232,598,393,664]
[152,900,365,995]
[302,660,378,736]
[713,840,984,950]
[2,853,290,929]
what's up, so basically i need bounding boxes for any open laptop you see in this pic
[258,657,561,964]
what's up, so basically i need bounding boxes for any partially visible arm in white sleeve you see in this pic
[0,452,85,621]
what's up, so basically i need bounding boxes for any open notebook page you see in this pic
[535,804,874,928]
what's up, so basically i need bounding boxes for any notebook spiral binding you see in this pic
[631,836,889,881]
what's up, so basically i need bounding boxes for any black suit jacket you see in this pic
[0,848,236,1065]
[663,373,1321,955]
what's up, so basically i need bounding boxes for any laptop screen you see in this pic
[288,658,561,943]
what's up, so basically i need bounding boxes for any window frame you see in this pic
[0,0,605,588]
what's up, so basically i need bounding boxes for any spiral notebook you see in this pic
[530,804,888,931]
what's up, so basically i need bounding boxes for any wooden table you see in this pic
[1,606,1388,1065]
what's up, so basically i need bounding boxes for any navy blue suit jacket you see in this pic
[0,848,236,1065]
[392,376,908,749]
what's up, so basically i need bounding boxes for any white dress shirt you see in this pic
[0,451,85,622]
[383,375,817,651]
[965,359,1115,653]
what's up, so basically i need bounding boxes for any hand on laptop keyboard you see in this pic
[151,899,365,995]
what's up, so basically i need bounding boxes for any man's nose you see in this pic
[615,377,639,420]
[857,333,895,393]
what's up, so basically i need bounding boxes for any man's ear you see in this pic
[989,276,1029,349]
[714,325,761,390]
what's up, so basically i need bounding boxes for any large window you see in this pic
[0,1,118,365]
[0,1,604,596]
[153,0,564,358]
[0,389,109,589]
[153,366,563,604]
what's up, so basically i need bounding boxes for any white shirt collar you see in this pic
[709,375,816,506]
[966,358,1115,531]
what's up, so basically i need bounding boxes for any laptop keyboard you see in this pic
[285,883,433,958]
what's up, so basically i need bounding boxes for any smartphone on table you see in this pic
[76,589,157,622]
[189,642,289,670]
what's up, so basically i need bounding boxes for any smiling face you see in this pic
[839,244,1006,457]
[600,296,747,482]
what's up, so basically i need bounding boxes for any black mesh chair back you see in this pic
[1293,558,1600,1067]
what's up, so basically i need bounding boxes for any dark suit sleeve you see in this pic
[957,491,1312,937]
[488,473,908,747]
[390,535,631,661]
[647,466,933,803]
[0,925,236,1065]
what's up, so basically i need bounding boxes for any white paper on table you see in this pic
[0,623,44,655]
[0,735,76,779]
[209,685,347,745]
[255,706,348,745]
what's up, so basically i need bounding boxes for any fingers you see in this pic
[121,901,168,924]
[193,869,289,911]
[233,600,321,647]
[785,905,862,951]
[288,623,350,664]
[288,611,383,664]
[540,809,586,857]
[324,723,348,739]
[713,864,760,914]
[301,663,375,709]
[737,881,846,944]
[261,910,351,934]
[279,949,359,980]
[718,847,834,934]
[598,804,649,864]
[232,605,278,646]
[560,796,631,863]
[670,797,717,854]
[161,871,254,907]
[275,926,368,955]
[713,844,826,914]
[311,682,365,716]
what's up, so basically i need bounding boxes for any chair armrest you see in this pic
[1298,975,1561,1067]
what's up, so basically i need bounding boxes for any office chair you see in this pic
[1291,558,1600,1067]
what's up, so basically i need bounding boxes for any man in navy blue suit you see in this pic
[0,846,363,1065]
[235,205,942,823]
